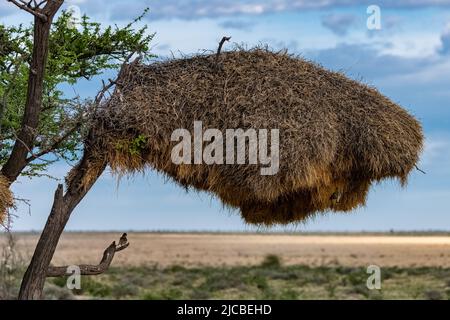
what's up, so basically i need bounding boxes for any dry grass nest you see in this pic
[79,47,423,225]
[0,174,13,224]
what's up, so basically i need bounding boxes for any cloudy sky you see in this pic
[1,0,450,231]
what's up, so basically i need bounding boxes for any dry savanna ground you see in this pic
[4,232,450,268]
[1,232,450,300]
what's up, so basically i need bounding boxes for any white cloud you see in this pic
[104,0,450,21]
[378,32,442,58]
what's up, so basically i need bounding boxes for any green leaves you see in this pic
[115,134,148,156]
[48,10,154,84]
[0,9,154,178]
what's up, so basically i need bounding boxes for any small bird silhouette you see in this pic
[118,233,128,246]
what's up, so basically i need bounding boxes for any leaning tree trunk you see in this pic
[18,140,106,300]
[1,1,62,183]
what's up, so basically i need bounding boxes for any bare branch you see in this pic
[216,36,231,58]
[11,130,34,154]
[25,122,82,163]
[7,0,48,21]
[13,197,32,215]
[414,164,426,174]
[94,79,116,106]
[93,52,140,107]
[213,36,232,71]
[46,233,130,277]
[36,0,47,8]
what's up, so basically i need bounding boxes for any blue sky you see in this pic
[1,0,450,231]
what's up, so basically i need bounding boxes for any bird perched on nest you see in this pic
[118,233,128,247]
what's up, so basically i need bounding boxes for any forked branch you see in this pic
[46,233,130,277]
[7,0,48,21]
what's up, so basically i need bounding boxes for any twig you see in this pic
[46,233,130,277]
[13,197,32,215]
[414,165,426,174]
[11,130,34,154]
[7,0,48,21]
[25,122,82,163]
[216,36,231,59]
[93,52,138,106]
[94,79,116,106]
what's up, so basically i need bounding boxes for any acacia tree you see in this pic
[0,0,153,299]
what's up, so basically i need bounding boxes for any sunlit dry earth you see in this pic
[3,232,450,268]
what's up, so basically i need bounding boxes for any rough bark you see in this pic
[18,140,107,300]
[7,0,132,300]
[1,1,63,184]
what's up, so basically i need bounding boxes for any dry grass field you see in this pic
[3,232,450,268]
[1,232,450,300]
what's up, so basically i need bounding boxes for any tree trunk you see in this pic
[18,145,106,300]
[1,1,62,184]
[18,184,66,300]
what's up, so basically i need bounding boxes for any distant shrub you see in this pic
[74,277,112,298]
[260,255,281,268]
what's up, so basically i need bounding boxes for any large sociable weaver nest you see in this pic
[72,47,423,225]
